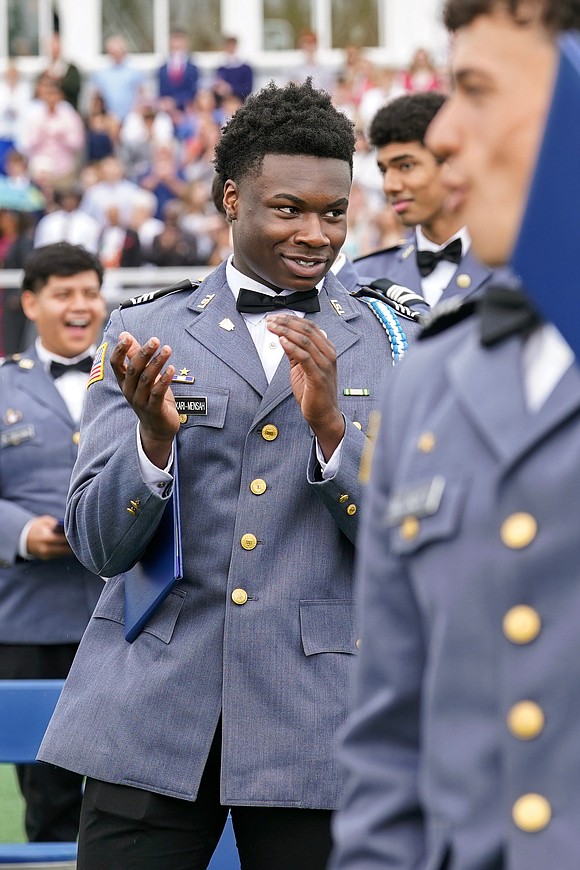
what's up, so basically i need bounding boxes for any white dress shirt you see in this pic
[416,225,471,307]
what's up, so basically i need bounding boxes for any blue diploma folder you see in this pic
[124,442,183,642]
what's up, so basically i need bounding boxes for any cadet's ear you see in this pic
[20,289,40,322]
[223,179,239,222]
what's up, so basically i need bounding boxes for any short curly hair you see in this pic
[22,243,104,294]
[443,0,580,31]
[213,79,355,186]
[369,93,447,150]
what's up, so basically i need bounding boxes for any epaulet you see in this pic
[119,278,200,310]
[351,279,427,323]
[0,353,34,369]
[418,295,478,340]
[353,239,406,263]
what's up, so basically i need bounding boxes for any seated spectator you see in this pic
[38,32,82,110]
[84,93,117,163]
[80,155,145,229]
[97,204,142,269]
[137,143,187,220]
[400,47,444,93]
[357,65,405,134]
[20,75,85,191]
[157,29,199,112]
[182,114,222,187]
[129,189,164,257]
[212,34,254,103]
[290,30,336,93]
[34,185,100,252]
[0,61,32,173]
[145,197,203,267]
[89,35,144,123]
[119,99,174,181]
[0,208,35,268]
[0,150,45,213]
[179,178,218,263]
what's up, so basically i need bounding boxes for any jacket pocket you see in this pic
[299,599,358,656]
[92,575,186,644]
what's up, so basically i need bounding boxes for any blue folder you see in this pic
[510,33,580,361]
[124,441,183,642]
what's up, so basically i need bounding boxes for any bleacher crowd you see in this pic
[0,30,448,355]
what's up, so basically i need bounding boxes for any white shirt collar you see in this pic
[35,337,96,370]
[226,255,323,313]
[416,224,471,256]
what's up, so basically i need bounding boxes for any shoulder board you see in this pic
[419,295,478,340]
[119,278,200,310]
[353,240,405,263]
[0,353,33,368]
[351,280,426,323]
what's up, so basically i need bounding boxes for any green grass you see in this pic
[0,764,25,842]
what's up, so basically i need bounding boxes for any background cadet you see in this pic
[354,91,492,305]
[0,242,106,842]
[331,1,580,868]
[39,80,411,870]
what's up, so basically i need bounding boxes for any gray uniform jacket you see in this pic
[331,311,580,869]
[0,346,104,643]
[354,230,492,302]
[39,262,403,809]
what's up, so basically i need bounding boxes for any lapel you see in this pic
[385,236,423,295]
[184,264,269,397]
[17,346,75,427]
[254,273,364,422]
[447,330,580,472]
[441,248,492,302]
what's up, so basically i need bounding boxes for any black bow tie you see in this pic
[416,238,463,277]
[479,285,542,346]
[236,286,320,315]
[50,356,93,379]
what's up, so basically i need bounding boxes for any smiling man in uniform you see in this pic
[37,80,415,870]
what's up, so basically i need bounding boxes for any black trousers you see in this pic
[0,643,83,842]
[78,722,333,870]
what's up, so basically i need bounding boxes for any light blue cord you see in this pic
[362,297,408,364]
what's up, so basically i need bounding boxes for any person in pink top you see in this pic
[20,74,85,191]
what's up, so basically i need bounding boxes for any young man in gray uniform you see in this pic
[331,1,580,868]
[354,92,492,305]
[0,242,106,841]
[38,80,416,870]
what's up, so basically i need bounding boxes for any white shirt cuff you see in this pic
[136,423,174,493]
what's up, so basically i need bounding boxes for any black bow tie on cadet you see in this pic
[479,285,542,346]
[50,356,93,379]
[416,238,463,277]
[236,286,321,315]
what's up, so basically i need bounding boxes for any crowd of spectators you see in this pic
[0,29,449,353]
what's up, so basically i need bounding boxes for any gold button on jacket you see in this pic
[261,424,278,441]
[507,701,545,740]
[417,431,436,453]
[231,588,248,605]
[512,793,552,832]
[500,512,538,549]
[250,478,267,495]
[503,605,541,644]
[240,533,257,550]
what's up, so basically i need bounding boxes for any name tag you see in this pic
[1,424,35,447]
[385,476,445,526]
[174,396,207,416]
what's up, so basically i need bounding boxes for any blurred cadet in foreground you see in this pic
[331,1,580,868]
[0,243,106,842]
